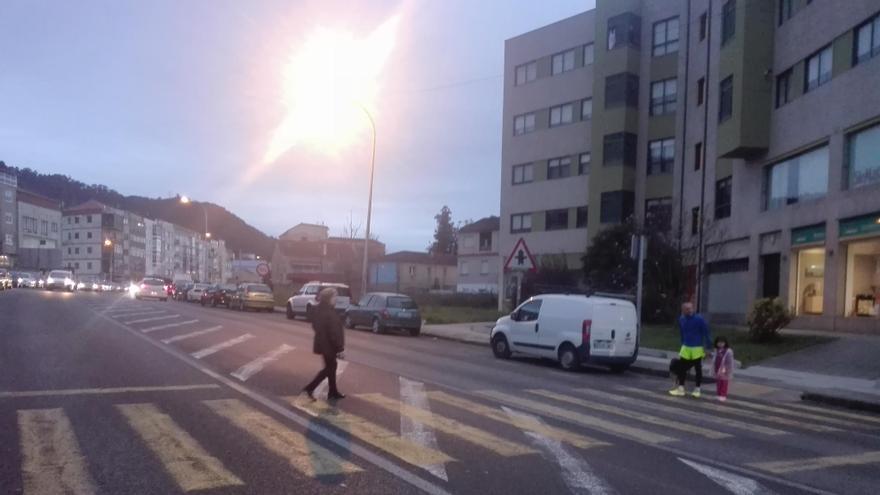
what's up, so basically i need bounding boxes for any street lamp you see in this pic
[180,195,210,239]
[104,239,114,282]
[360,106,377,297]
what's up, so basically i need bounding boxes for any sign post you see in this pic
[631,234,647,324]
[504,238,537,309]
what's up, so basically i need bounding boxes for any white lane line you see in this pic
[161,326,223,344]
[142,320,200,333]
[399,377,448,481]
[502,406,612,495]
[124,314,180,325]
[231,344,296,382]
[314,359,348,398]
[191,334,255,359]
[110,310,166,318]
[680,458,775,495]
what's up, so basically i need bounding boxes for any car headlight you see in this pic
[65,278,73,286]
[47,277,55,284]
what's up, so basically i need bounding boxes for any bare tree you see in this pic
[342,210,362,240]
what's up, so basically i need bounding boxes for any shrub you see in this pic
[747,298,792,343]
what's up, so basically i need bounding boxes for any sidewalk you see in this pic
[421,322,880,413]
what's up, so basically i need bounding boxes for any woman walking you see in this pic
[302,288,346,401]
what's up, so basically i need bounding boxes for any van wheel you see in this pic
[492,334,511,359]
[609,364,630,373]
[558,344,580,371]
[371,318,383,334]
[286,304,295,320]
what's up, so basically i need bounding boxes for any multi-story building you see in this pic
[370,251,458,293]
[16,189,62,270]
[145,218,229,283]
[456,216,501,294]
[0,167,18,268]
[501,0,880,331]
[62,200,146,282]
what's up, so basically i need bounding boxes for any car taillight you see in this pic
[582,319,592,345]
[140,284,146,289]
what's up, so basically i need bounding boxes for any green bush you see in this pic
[747,298,792,343]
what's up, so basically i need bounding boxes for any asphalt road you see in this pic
[2,289,879,495]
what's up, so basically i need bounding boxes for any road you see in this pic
[1,289,879,495]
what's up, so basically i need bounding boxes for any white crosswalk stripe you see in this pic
[314,359,348,398]
[680,458,775,495]
[142,320,200,333]
[123,314,179,324]
[231,344,296,381]
[161,326,223,344]
[399,377,448,481]
[191,334,255,359]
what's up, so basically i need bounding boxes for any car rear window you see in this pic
[247,285,272,293]
[329,286,351,297]
[387,297,416,309]
[143,279,164,286]
[49,271,70,278]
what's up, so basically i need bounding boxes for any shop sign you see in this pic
[791,224,825,246]
[839,212,880,239]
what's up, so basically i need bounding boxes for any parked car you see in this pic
[77,275,101,291]
[345,292,422,336]
[230,283,275,312]
[134,277,169,301]
[15,272,37,288]
[202,284,236,307]
[285,282,351,320]
[186,283,212,302]
[490,294,639,372]
[174,283,193,301]
[0,269,12,289]
[45,270,76,291]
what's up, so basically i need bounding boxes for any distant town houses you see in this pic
[370,251,457,294]
[456,216,500,294]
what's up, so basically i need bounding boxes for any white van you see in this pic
[490,294,639,372]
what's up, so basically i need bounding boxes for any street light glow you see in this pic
[104,239,112,247]
[180,195,191,204]
[262,15,399,164]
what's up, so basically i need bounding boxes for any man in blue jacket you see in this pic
[669,302,711,398]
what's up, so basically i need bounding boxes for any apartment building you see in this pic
[16,189,62,270]
[61,200,146,282]
[456,216,501,294]
[0,167,17,267]
[501,0,880,331]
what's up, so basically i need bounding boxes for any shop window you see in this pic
[795,248,825,316]
[844,239,880,318]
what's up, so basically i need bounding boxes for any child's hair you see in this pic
[714,336,729,348]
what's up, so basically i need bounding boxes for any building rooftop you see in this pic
[459,216,500,234]
[17,189,61,210]
[62,199,110,215]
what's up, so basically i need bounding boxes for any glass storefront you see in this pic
[844,239,880,318]
[795,248,825,316]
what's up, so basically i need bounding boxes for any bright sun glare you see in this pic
[262,16,399,165]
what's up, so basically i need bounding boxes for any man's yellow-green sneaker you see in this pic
[691,387,702,398]
[668,386,685,397]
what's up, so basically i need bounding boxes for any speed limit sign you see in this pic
[256,263,270,277]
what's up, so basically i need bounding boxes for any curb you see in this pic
[420,329,490,348]
[800,392,880,415]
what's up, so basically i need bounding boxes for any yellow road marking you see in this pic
[358,393,536,457]
[784,402,880,426]
[620,387,840,433]
[477,390,676,444]
[723,396,872,428]
[203,399,362,477]
[0,384,220,398]
[749,450,880,474]
[528,389,731,440]
[117,403,243,491]
[426,390,609,450]
[283,396,454,468]
[18,408,97,495]
[573,387,787,436]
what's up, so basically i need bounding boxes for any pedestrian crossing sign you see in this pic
[504,237,537,272]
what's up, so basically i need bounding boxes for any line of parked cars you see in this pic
[0,268,128,292]
[162,281,276,312]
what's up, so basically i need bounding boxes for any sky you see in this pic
[0,0,594,252]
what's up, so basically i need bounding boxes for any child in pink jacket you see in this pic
[713,336,734,401]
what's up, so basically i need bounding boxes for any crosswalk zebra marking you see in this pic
[783,402,880,425]
[314,360,348,399]
[680,458,775,495]
[161,326,223,344]
[0,384,220,398]
[191,334,254,359]
[17,408,97,495]
[749,450,880,474]
[204,399,362,477]
[142,320,200,333]
[231,344,296,382]
[728,397,878,429]
[399,378,448,481]
[124,314,180,325]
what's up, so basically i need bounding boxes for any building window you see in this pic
[409,265,416,278]
[479,231,492,251]
[552,49,576,75]
[480,260,489,275]
[51,222,58,233]
[804,45,832,92]
[776,69,792,108]
[547,157,572,179]
[87,246,93,254]
[721,0,736,46]
[796,248,825,316]
[67,247,71,255]
[579,153,591,175]
[607,12,641,50]
[647,138,675,175]
[5,233,13,246]
[74,232,79,240]
[87,262,93,270]
[778,0,793,25]
[75,247,80,255]
[3,190,11,202]
[603,132,638,167]
[695,142,703,171]
[511,213,532,233]
[652,17,679,56]
[513,113,536,135]
[763,145,829,210]
[605,72,639,109]
[67,217,72,224]
[845,123,880,189]
[854,14,880,65]
[576,206,589,228]
[691,207,700,235]
[650,78,677,116]
[699,12,708,41]
[86,215,92,223]
[719,75,734,122]
[583,43,594,65]
[545,209,569,231]
[645,198,672,231]
[74,262,80,270]
[512,163,534,185]
[4,212,11,224]
[581,98,593,120]
[715,177,732,219]
[74,216,80,224]
[515,61,537,85]
[549,103,574,127]
[600,191,635,224]
[697,77,705,106]
[67,232,71,240]
[87,231,92,239]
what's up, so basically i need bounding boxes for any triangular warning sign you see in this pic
[504,237,537,272]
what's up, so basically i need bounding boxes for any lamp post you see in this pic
[359,106,377,298]
[180,196,210,239]
[104,239,114,282]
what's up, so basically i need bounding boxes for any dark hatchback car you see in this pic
[174,283,193,301]
[344,292,422,336]
[201,284,236,307]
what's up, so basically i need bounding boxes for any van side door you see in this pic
[508,298,542,356]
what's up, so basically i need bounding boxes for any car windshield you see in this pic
[247,285,271,293]
[49,271,69,278]
[142,279,164,286]
[387,297,417,309]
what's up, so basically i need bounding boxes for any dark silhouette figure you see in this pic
[303,288,346,400]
